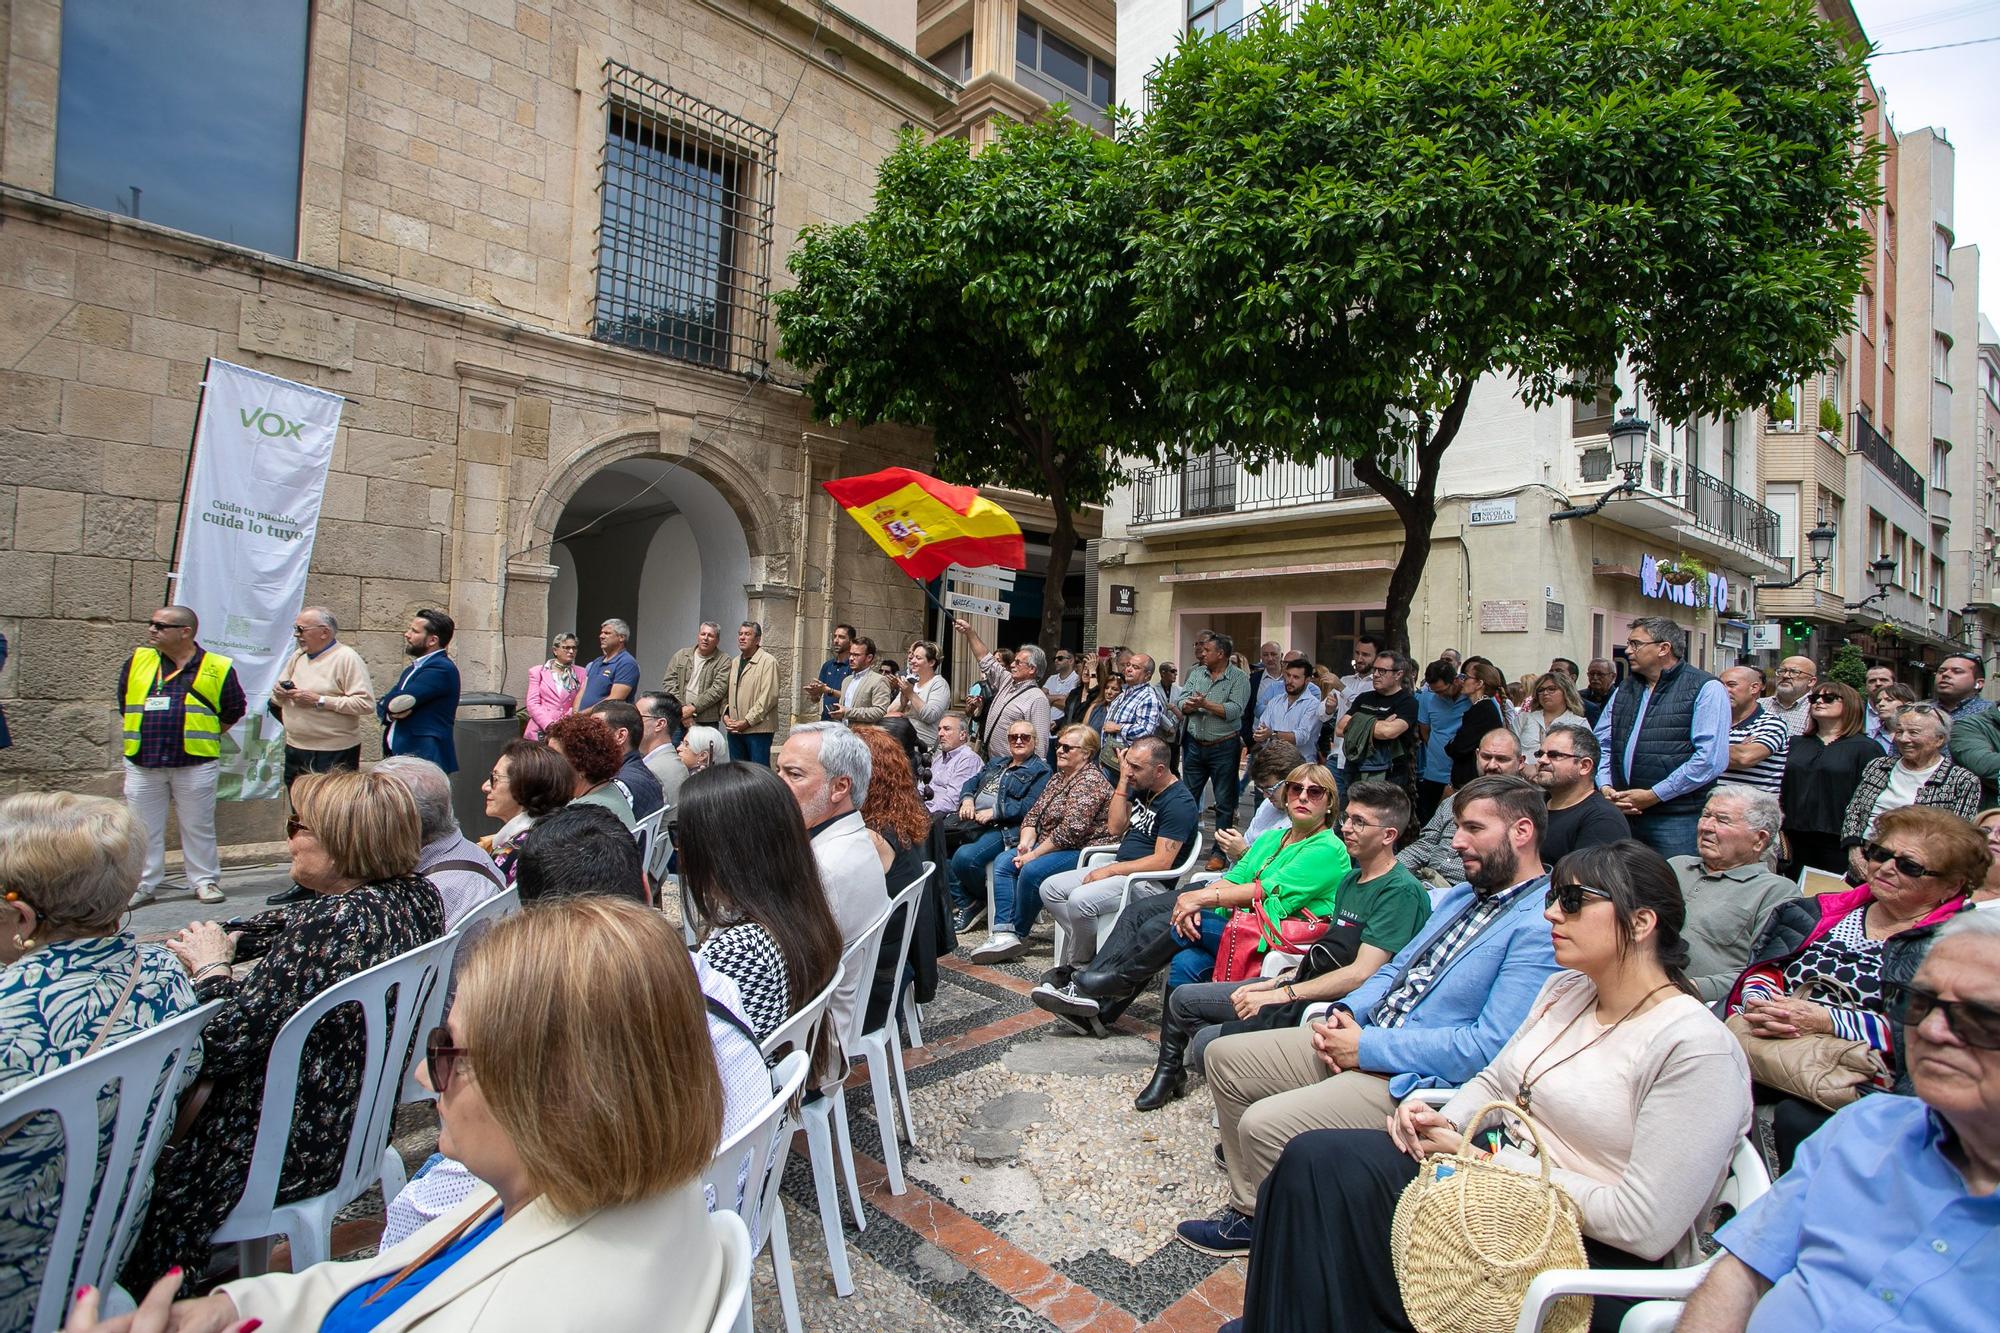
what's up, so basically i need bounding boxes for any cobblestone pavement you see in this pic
[152,866,1247,1329]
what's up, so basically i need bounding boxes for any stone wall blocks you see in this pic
[152,273,245,330]
[74,259,157,314]
[0,551,56,617]
[0,371,62,431]
[0,238,76,298]
[359,576,452,630]
[53,554,133,621]
[300,573,363,630]
[60,382,154,445]
[54,304,133,350]
[129,561,169,615]
[365,474,435,518]
[14,486,84,553]
[4,701,120,772]
[314,516,444,579]
[341,427,455,486]
[81,494,159,559]
[20,622,137,700]
[95,442,188,501]
[76,347,171,398]
[320,470,370,521]
[129,316,218,364]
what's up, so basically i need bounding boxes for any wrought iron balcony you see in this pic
[1578,445,1781,558]
[1855,415,1925,507]
[1128,450,1383,525]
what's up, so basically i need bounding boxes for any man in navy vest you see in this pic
[1592,614,1728,860]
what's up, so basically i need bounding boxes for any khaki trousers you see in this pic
[1206,1024,1400,1215]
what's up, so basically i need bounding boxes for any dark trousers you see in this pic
[1183,736,1243,830]
[1782,830,1847,878]
[1242,1129,1657,1333]
[727,731,772,765]
[283,744,360,792]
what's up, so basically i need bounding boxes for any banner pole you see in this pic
[162,356,215,602]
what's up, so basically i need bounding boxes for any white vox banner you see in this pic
[171,359,344,800]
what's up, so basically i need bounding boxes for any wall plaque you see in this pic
[239,296,356,371]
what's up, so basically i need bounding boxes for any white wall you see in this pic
[547,542,579,643]
[638,515,700,673]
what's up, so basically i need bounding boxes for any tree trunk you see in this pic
[1039,503,1077,648]
[1350,379,1475,658]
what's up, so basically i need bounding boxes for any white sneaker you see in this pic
[129,886,158,908]
[194,881,226,904]
[969,931,1029,963]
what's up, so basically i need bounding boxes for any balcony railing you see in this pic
[1129,450,1383,524]
[1579,443,1781,557]
[1855,415,1925,507]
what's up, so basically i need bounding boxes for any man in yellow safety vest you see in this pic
[120,605,246,907]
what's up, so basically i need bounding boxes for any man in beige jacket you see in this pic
[270,606,376,789]
[723,619,780,765]
[829,635,896,725]
[660,619,730,729]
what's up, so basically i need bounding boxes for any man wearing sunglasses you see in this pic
[1686,912,2000,1333]
[120,605,247,907]
[1531,721,1629,864]
[1592,616,1729,860]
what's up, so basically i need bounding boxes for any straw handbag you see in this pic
[1390,1101,1591,1333]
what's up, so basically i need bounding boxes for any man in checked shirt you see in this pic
[1096,651,1168,774]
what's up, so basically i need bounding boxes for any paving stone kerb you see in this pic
[1001,1035,1157,1077]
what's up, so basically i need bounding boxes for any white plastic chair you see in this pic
[756,966,851,1296]
[209,933,457,1275]
[1051,832,1205,964]
[849,864,933,1199]
[704,1208,754,1333]
[705,1050,811,1333]
[631,806,666,872]
[1510,1135,1772,1333]
[378,889,521,1202]
[0,1000,215,1333]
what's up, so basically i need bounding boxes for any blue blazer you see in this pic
[378,653,461,773]
[1340,876,1560,1097]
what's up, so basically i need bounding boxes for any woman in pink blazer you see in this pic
[523,633,580,738]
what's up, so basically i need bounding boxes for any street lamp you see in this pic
[1756,518,1839,590]
[1844,554,1897,611]
[1550,407,1651,522]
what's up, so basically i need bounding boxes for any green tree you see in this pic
[776,116,1163,645]
[1825,642,1867,690]
[1129,0,1877,651]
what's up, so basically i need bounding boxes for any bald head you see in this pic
[1721,666,1767,720]
[1474,725,1524,776]
[1775,655,1817,704]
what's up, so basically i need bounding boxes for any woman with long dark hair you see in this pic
[1443,661,1508,789]
[678,762,843,1040]
[1230,840,1751,1333]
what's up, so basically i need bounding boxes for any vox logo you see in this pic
[239,407,306,438]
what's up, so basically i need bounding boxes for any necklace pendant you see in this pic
[1515,1089,1531,1112]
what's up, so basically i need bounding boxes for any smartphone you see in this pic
[278,680,295,690]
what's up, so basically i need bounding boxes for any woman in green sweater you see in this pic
[1165,763,1350,989]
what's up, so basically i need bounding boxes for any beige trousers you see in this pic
[1206,1024,1400,1214]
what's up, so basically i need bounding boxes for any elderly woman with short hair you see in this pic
[1840,702,1982,879]
[123,769,446,1293]
[973,724,1116,963]
[949,616,1053,760]
[0,795,202,1331]
[1726,802,1978,1169]
[676,723,730,776]
[480,738,577,883]
[523,632,581,739]
[76,897,733,1333]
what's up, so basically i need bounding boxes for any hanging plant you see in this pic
[1869,620,1900,642]
[1656,552,1707,586]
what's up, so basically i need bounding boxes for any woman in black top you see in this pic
[1443,661,1508,789]
[1780,681,1883,876]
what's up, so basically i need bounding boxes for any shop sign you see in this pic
[1638,553,1728,611]
[1469,497,1517,526]
[1748,623,1782,651]
[1110,584,1137,615]
[1545,601,1566,632]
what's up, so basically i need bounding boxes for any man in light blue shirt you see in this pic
[1254,659,1325,762]
[1591,615,1728,861]
[1414,659,1469,824]
[1682,912,2000,1332]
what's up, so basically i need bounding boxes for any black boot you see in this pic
[1134,986,1189,1112]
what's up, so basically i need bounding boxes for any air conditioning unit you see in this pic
[1728,584,1753,617]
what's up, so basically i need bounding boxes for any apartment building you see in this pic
[0,0,951,826]
[920,0,1117,143]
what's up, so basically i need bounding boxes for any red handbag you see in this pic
[1213,881,1331,983]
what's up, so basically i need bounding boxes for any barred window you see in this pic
[593,63,776,372]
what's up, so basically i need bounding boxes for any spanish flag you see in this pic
[822,467,1027,580]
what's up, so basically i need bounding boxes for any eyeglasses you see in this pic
[1809,692,1843,704]
[147,620,188,632]
[1624,638,1657,650]
[285,816,311,839]
[1883,980,2000,1049]
[1283,781,1330,802]
[1775,668,1815,679]
[425,1025,472,1092]
[1054,741,1083,754]
[1544,883,1614,915]
[1862,841,1935,879]
[1007,733,1036,743]
[1534,749,1580,762]
[1338,813,1379,829]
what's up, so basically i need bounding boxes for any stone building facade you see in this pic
[0,0,953,839]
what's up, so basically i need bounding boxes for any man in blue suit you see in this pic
[1177,773,1560,1255]
[378,607,461,773]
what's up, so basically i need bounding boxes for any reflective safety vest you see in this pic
[122,646,234,759]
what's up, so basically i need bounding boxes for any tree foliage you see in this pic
[1129,0,1878,650]
[776,115,1164,644]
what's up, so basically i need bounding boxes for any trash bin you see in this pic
[451,692,520,839]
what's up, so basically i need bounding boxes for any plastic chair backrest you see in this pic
[864,863,933,1038]
[703,1208,754,1333]
[400,888,520,1103]
[1718,1134,1772,1215]
[0,1000,215,1333]
[832,897,902,1053]
[758,962,841,1065]
[209,933,458,1246]
[1161,832,1206,889]
[646,804,676,882]
[704,1050,810,1252]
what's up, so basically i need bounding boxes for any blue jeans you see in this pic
[1183,737,1243,830]
[1630,808,1701,862]
[1169,911,1230,987]
[727,731,772,766]
[948,828,1011,910]
[993,848,1081,934]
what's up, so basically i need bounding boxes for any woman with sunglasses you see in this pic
[521,631,580,739]
[972,725,1115,963]
[1231,840,1749,1333]
[125,769,446,1295]
[1725,803,1979,1169]
[1838,702,1982,880]
[1779,681,1886,876]
[78,897,736,1333]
